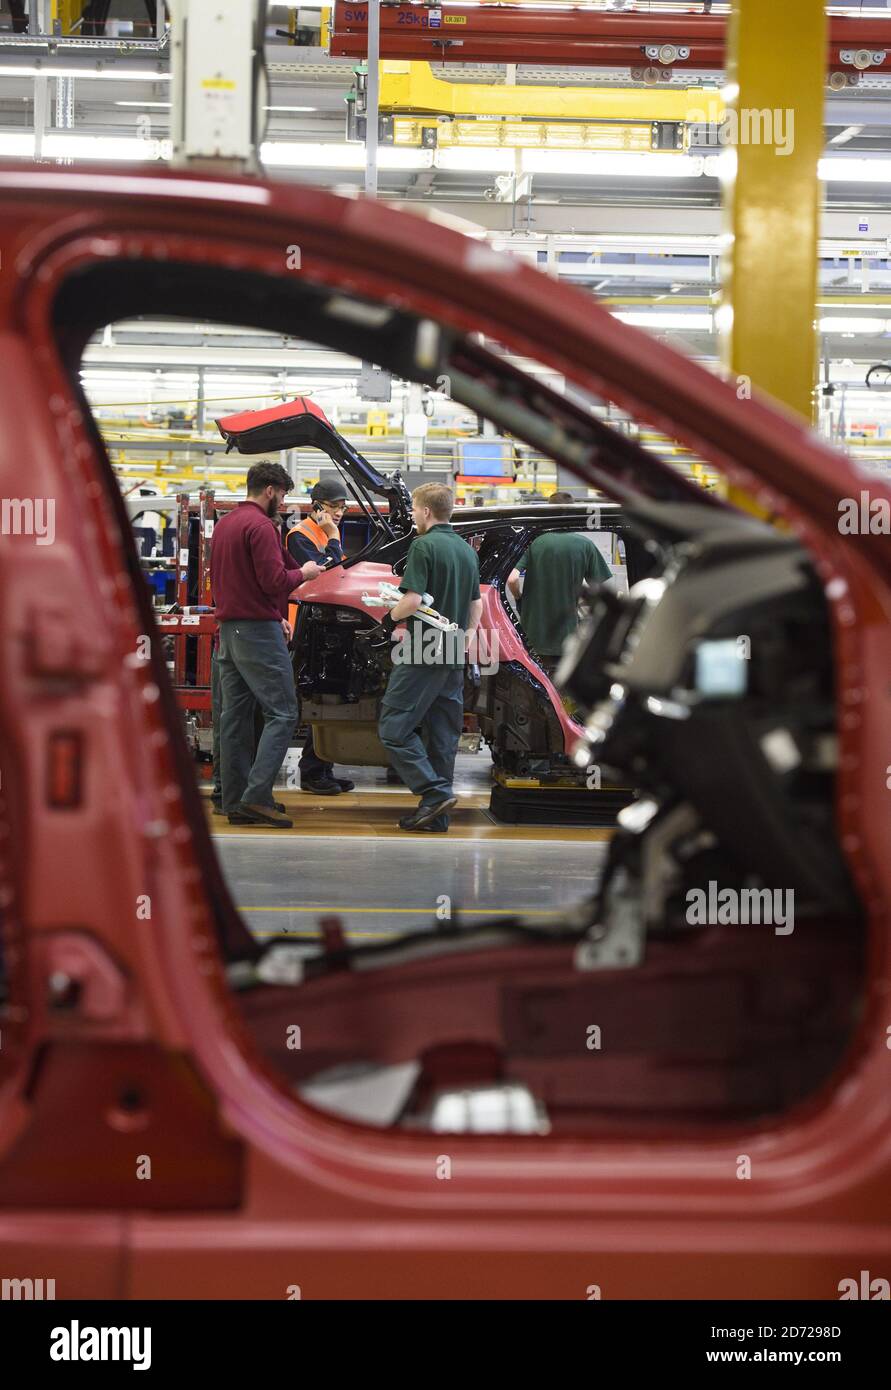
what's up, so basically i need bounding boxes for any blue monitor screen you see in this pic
[459,439,511,477]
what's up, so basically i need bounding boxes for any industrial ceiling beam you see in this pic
[377,62,726,122]
[0,34,167,50]
[329,4,891,76]
[0,52,169,81]
[373,202,891,243]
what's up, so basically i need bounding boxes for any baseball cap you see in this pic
[311,478,348,505]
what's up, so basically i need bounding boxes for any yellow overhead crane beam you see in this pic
[392,116,674,152]
[378,62,726,125]
[374,63,725,151]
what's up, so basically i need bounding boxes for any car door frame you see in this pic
[0,169,888,1282]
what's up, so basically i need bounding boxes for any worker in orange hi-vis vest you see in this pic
[286,479,356,796]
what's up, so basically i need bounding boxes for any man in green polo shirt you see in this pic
[508,492,612,676]
[377,483,482,833]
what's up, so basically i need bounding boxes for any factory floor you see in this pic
[207,751,612,943]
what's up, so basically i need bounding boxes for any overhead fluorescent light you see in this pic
[819,157,868,181]
[703,151,733,180]
[0,133,36,157]
[0,135,710,182]
[114,100,171,108]
[204,375,281,389]
[553,233,722,255]
[0,133,169,161]
[261,142,430,171]
[266,106,317,113]
[81,371,157,386]
[615,311,714,330]
[433,150,705,178]
[819,157,891,183]
[522,151,705,178]
[434,146,515,173]
[819,317,889,334]
[43,134,165,161]
[0,65,170,81]
[485,233,888,261]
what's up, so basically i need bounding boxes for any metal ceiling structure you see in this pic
[2,0,891,447]
[329,3,891,75]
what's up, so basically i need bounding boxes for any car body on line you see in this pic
[0,165,888,1299]
[217,395,642,820]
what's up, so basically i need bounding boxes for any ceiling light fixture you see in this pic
[819,157,891,182]
[522,151,705,178]
[615,311,714,330]
[261,142,430,171]
[0,65,170,81]
[819,317,889,333]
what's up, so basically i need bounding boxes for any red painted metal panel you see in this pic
[330,4,891,71]
[175,688,212,711]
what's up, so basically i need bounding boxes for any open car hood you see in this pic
[216,396,413,541]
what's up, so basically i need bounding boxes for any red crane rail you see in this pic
[330,4,891,74]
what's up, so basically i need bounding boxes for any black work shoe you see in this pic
[398,815,449,833]
[399,797,458,832]
[332,777,355,792]
[225,801,287,822]
[231,803,294,829]
[300,777,343,796]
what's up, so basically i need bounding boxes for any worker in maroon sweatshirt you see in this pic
[210,460,321,828]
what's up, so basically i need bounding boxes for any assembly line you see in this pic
[0,0,889,1337]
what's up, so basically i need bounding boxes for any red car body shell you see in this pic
[0,165,887,1298]
[300,560,582,749]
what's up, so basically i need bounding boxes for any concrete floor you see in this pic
[210,752,611,941]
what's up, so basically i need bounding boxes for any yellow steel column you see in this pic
[719,1,826,422]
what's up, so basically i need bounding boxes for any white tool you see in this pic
[361,580,458,633]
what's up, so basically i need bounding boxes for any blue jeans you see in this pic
[379,664,464,826]
[217,619,298,812]
[211,645,222,801]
